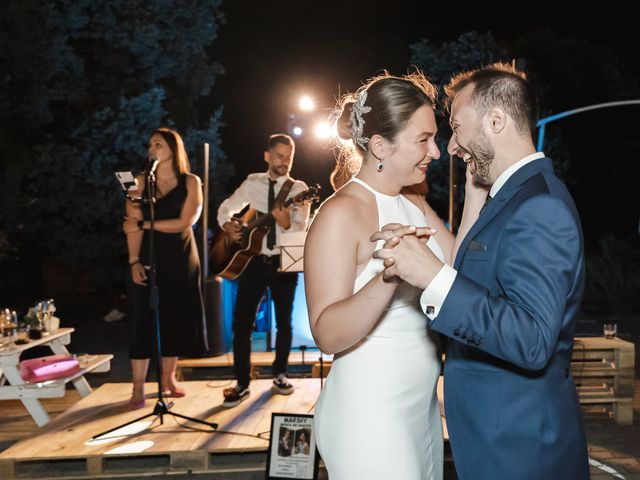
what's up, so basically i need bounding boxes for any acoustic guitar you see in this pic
[209,185,320,279]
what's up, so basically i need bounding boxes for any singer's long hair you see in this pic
[151,127,190,177]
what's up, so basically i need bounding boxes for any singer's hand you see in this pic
[130,262,148,286]
[123,216,141,234]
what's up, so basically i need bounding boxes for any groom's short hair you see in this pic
[444,62,538,138]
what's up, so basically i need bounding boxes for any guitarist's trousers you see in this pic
[233,254,298,386]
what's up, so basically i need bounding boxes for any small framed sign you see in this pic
[266,412,318,479]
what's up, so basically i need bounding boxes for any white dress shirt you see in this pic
[217,172,310,257]
[420,152,546,318]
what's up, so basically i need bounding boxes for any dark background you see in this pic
[212,1,640,239]
[0,0,639,317]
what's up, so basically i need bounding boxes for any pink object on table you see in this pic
[19,354,81,383]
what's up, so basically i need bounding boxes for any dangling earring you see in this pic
[376,159,384,172]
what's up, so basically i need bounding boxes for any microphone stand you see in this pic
[94,162,217,440]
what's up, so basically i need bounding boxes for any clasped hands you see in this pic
[370,224,443,290]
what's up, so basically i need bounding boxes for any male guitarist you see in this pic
[217,133,310,407]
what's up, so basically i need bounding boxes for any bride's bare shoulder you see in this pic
[313,183,372,224]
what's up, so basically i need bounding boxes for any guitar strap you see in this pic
[274,179,294,206]
[260,179,294,219]
[266,178,294,250]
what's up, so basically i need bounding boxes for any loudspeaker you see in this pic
[203,276,228,355]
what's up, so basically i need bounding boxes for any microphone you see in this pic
[148,155,160,175]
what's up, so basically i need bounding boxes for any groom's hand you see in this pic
[373,232,443,289]
[464,158,490,203]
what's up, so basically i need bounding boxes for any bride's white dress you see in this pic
[314,177,444,479]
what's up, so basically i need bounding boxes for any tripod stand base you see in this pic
[92,398,218,440]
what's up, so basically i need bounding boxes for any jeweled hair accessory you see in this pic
[349,90,372,150]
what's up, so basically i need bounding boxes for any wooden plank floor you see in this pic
[0,391,84,452]
[3,377,636,479]
[0,377,445,469]
[0,379,321,461]
[178,350,332,369]
[0,380,328,478]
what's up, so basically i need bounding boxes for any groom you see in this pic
[374,63,589,479]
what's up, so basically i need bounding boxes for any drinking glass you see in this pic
[0,329,11,350]
[603,323,618,339]
[15,326,30,345]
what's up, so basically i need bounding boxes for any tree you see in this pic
[0,0,232,268]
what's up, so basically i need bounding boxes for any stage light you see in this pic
[299,96,315,111]
[292,126,303,136]
[314,121,332,139]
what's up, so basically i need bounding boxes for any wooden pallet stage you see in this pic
[0,377,447,479]
[572,336,635,424]
[0,379,320,479]
[178,351,333,380]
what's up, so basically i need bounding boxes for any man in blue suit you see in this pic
[374,63,589,479]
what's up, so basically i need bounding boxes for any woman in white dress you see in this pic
[304,71,481,479]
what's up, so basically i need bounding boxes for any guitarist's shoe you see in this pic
[223,384,250,407]
[271,373,294,395]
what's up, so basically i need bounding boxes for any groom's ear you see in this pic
[486,107,507,134]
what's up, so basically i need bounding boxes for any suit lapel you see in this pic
[454,158,554,269]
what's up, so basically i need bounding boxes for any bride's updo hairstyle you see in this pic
[332,70,437,175]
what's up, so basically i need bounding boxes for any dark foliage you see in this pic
[0,0,232,267]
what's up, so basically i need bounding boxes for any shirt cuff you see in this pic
[420,264,457,319]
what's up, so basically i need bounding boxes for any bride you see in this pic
[304,71,481,479]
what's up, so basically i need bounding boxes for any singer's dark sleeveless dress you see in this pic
[129,173,208,359]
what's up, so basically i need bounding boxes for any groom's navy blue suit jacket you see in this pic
[431,158,589,479]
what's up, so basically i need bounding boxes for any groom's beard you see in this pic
[469,129,495,188]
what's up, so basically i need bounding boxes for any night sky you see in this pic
[209,0,640,215]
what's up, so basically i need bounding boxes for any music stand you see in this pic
[94,165,217,440]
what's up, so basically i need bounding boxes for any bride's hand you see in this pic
[373,233,440,289]
[370,224,436,244]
